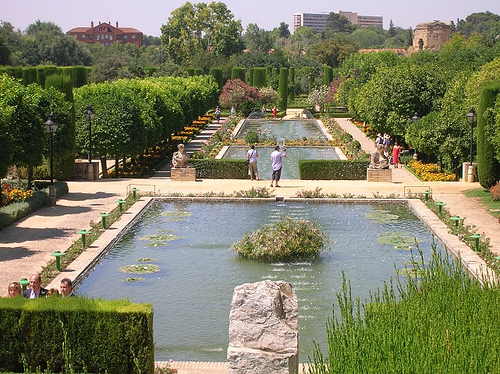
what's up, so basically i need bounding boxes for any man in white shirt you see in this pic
[270,145,286,187]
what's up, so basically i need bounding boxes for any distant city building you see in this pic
[293,11,383,33]
[67,21,143,47]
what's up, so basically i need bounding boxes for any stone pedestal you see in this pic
[73,160,100,180]
[367,168,392,182]
[171,167,196,181]
[462,162,477,183]
[227,280,299,374]
[48,185,57,207]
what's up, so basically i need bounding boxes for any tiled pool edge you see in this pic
[47,196,496,291]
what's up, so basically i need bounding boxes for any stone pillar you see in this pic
[227,280,299,374]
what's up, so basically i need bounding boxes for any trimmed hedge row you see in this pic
[189,159,248,179]
[299,159,370,180]
[0,65,90,88]
[0,181,68,231]
[0,297,153,373]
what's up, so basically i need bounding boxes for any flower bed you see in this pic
[1,182,34,206]
[408,160,457,181]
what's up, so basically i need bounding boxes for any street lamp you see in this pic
[44,113,58,185]
[466,107,477,167]
[411,112,419,160]
[85,105,95,163]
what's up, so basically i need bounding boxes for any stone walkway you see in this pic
[1,116,499,374]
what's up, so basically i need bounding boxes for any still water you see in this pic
[77,200,441,362]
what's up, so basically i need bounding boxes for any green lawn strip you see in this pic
[465,188,500,219]
[425,198,499,275]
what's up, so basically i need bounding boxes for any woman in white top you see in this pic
[247,144,260,181]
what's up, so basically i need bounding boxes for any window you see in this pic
[132,35,136,39]
[110,35,113,41]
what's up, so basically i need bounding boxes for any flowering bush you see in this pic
[233,187,274,198]
[1,183,34,206]
[490,182,500,201]
[408,161,457,181]
[231,217,328,261]
[295,187,324,198]
[219,79,261,109]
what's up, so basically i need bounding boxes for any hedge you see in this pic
[189,159,248,179]
[0,181,68,231]
[0,297,153,373]
[299,159,370,180]
[477,82,500,188]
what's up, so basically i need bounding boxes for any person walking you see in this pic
[392,142,401,168]
[270,145,286,187]
[247,145,260,181]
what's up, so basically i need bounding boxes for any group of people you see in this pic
[375,133,401,168]
[246,144,287,187]
[6,273,74,298]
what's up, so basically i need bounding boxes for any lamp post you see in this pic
[411,112,419,160]
[86,105,95,163]
[466,107,477,167]
[44,113,58,185]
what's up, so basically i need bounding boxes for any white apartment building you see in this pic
[293,11,383,33]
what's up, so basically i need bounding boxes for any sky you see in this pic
[2,0,500,37]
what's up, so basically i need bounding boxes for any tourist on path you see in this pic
[392,142,401,168]
[270,145,286,187]
[247,145,260,181]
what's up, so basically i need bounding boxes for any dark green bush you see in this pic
[231,217,328,261]
[0,181,68,230]
[299,160,369,180]
[189,159,248,179]
[0,297,153,373]
[245,130,259,144]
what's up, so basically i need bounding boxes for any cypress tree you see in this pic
[288,67,295,102]
[209,68,223,90]
[477,82,500,188]
[279,68,288,110]
[231,66,246,82]
[45,73,76,180]
[253,67,267,88]
[324,66,333,86]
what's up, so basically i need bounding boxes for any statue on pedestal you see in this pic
[369,146,389,169]
[172,144,189,168]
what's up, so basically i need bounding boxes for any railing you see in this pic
[126,183,156,197]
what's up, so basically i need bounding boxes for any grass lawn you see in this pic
[465,188,500,219]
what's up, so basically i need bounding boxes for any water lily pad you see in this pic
[364,210,399,224]
[377,232,422,250]
[397,267,426,278]
[121,276,144,282]
[137,258,157,262]
[160,211,192,221]
[119,264,159,274]
[139,234,180,242]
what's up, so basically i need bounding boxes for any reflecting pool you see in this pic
[77,200,442,362]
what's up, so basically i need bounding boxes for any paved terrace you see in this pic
[1,117,499,373]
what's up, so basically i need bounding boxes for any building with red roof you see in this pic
[67,21,142,47]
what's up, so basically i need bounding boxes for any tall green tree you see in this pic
[244,24,273,53]
[160,1,243,65]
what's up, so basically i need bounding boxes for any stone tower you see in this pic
[408,21,451,54]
